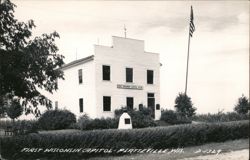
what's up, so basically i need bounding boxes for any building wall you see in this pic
[94,36,160,118]
[53,60,96,118]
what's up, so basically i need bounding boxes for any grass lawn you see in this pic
[38,129,82,134]
[88,138,249,160]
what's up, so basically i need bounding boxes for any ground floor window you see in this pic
[103,96,111,111]
[55,101,58,109]
[126,97,134,110]
[79,98,83,113]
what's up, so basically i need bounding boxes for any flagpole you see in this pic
[185,27,191,95]
[185,6,194,95]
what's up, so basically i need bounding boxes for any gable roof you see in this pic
[61,55,94,70]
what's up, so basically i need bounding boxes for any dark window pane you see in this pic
[126,68,133,82]
[125,118,131,124]
[103,65,110,80]
[55,101,58,110]
[156,104,160,110]
[126,97,134,110]
[79,98,83,112]
[147,70,154,84]
[78,69,82,84]
[103,96,111,111]
[148,93,154,97]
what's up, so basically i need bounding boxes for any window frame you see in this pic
[126,97,134,110]
[147,70,154,84]
[79,98,83,113]
[103,96,111,111]
[78,69,83,84]
[102,65,111,81]
[126,67,133,83]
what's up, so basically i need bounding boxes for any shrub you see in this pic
[0,120,248,159]
[174,93,196,117]
[115,106,156,128]
[12,120,39,135]
[76,115,118,130]
[0,120,38,135]
[160,109,191,125]
[0,120,12,129]
[234,95,249,114]
[192,112,249,123]
[38,109,76,130]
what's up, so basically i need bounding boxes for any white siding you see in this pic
[38,36,161,120]
[53,60,96,118]
[94,36,160,118]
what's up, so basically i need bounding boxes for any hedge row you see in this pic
[0,120,248,159]
[191,112,249,123]
[160,110,191,124]
[0,120,38,135]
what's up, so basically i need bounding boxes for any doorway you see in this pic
[147,93,155,118]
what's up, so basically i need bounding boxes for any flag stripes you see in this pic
[189,6,195,37]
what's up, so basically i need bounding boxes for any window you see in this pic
[148,93,155,98]
[103,96,111,111]
[55,101,58,110]
[79,98,83,113]
[125,118,131,124]
[156,104,160,110]
[102,65,110,81]
[147,70,154,84]
[126,68,133,82]
[126,97,134,110]
[78,69,82,84]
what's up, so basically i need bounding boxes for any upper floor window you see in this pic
[102,65,110,81]
[103,96,111,111]
[147,70,154,84]
[126,68,133,83]
[79,98,83,113]
[78,69,82,84]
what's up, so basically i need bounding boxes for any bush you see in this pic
[0,120,248,159]
[0,120,38,135]
[0,120,12,129]
[115,106,156,128]
[12,120,39,135]
[76,115,119,130]
[192,112,249,123]
[160,109,191,125]
[38,109,76,130]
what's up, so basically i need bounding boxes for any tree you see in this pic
[234,95,249,114]
[6,99,23,121]
[174,93,196,117]
[0,0,64,117]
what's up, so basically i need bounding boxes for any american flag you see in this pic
[189,6,195,37]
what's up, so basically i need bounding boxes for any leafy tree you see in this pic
[234,95,249,114]
[0,0,64,117]
[174,93,196,117]
[6,99,23,121]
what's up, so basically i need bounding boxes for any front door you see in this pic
[147,93,155,119]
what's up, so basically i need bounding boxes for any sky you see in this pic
[12,0,249,114]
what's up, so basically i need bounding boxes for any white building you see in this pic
[52,36,161,119]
